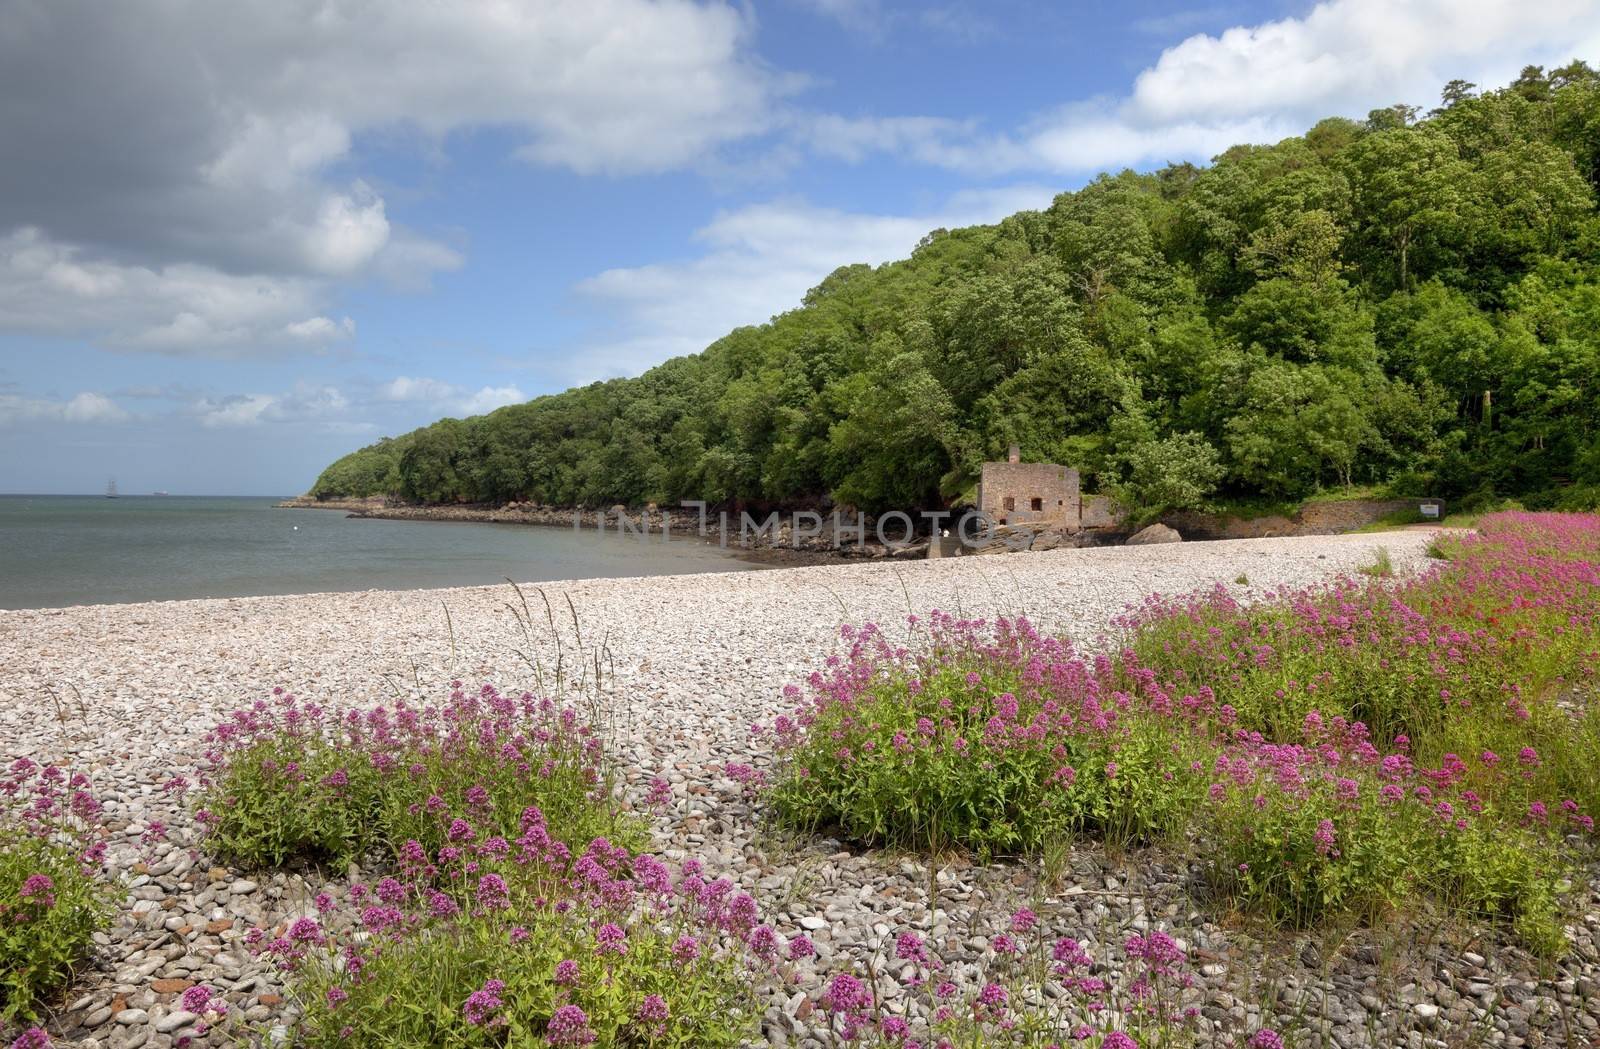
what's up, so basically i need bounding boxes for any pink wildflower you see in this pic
[462,978,506,1027]
[179,985,215,1014]
[546,1004,595,1045]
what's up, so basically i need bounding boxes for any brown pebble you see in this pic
[151,979,192,994]
[259,994,283,1007]
[206,919,234,933]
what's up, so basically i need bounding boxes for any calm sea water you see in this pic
[0,496,762,610]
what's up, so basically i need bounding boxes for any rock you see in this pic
[1031,530,1068,552]
[1126,523,1182,545]
[113,1028,150,1049]
[156,1010,199,1033]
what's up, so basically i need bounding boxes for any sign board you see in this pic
[1420,503,1440,519]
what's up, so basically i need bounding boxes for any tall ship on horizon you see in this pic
[105,477,118,499]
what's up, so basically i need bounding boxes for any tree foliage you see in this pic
[311,65,1600,515]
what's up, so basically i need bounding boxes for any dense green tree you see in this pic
[1104,400,1224,516]
[826,349,958,511]
[1223,363,1379,495]
[1341,125,1472,291]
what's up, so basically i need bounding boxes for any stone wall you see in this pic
[1080,494,1122,529]
[978,463,1081,528]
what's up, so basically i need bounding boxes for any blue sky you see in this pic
[2,0,1596,495]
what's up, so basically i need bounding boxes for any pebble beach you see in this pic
[9,529,1595,1049]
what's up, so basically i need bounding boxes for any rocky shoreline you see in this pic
[277,493,1444,559]
[275,496,1128,560]
[8,530,1597,1048]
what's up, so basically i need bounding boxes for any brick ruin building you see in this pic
[977,445,1082,529]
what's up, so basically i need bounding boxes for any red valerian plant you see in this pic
[196,685,808,1046]
[193,683,637,868]
[0,758,111,1022]
[243,804,808,1046]
[772,514,1600,952]
[809,911,1210,1048]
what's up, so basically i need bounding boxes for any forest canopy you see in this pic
[310,64,1600,517]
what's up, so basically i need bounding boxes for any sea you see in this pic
[0,495,763,610]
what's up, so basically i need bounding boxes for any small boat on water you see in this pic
[105,477,119,499]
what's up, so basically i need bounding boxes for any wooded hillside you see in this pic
[311,64,1600,516]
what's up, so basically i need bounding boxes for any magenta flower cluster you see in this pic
[2,757,108,874]
[192,682,623,868]
[213,704,814,1047]
[810,910,1199,1047]
[2,756,111,1024]
[771,512,1600,944]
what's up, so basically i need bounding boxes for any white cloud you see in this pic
[458,385,527,415]
[1125,0,1589,126]
[861,0,1600,174]
[61,392,130,424]
[1020,105,1289,173]
[570,186,1057,380]
[285,316,356,342]
[380,376,455,403]
[0,228,354,356]
[300,185,391,276]
[380,376,525,417]
[0,390,129,426]
[801,114,980,165]
[1080,0,1600,168]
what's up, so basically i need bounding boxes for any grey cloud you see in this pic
[0,0,782,354]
